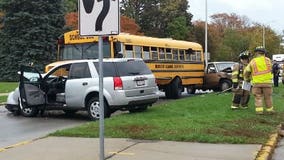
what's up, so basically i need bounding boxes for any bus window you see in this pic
[151,47,158,60]
[185,49,194,61]
[191,53,197,61]
[166,48,172,60]
[114,42,123,57]
[196,51,201,61]
[134,46,142,58]
[83,43,98,59]
[143,46,150,60]
[159,48,165,60]
[125,45,134,58]
[179,50,185,60]
[173,49,178,60]
[61,44,82,60]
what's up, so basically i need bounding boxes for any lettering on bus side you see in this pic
[174,64,184,68]
[155,64,184,69]
[69,34,95,41]
[155,64,165,68]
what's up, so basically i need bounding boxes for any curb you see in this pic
[254,124,283,160]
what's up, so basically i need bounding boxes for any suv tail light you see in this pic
[113,77,123,90]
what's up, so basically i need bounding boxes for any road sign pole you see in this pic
[98,36,105,160]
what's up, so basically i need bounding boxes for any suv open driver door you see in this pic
[19,65,45,109]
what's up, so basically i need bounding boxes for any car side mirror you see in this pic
[208,67,216,73]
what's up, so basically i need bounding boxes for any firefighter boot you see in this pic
[255,107,264,115]
[266,107,275,115]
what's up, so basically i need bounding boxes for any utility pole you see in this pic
[205,0,208,66]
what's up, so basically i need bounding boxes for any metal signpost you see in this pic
[78,0,120,160]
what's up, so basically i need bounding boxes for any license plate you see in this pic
[136,80,145,86]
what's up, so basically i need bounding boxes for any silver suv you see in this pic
[5,58,159,120]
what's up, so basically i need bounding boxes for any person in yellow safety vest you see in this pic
[231,51,251,109]
[244,46,274,115]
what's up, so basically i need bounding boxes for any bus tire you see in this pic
[171,77,182,99]
[165,85,172,99]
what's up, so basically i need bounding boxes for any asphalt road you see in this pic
[0,90,196,149]
[0,107,87,148]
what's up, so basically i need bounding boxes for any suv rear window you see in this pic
[94,60,152,77]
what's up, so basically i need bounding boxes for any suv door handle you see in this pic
[82,82,88,86]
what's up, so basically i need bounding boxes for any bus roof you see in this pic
[112,33,202,50]
[63,30,202,51]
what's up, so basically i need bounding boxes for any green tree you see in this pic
[121,0,192,39]
[166,16,189,40]
[0,0,65,81]
[63,0,77,13]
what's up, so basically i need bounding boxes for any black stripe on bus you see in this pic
[152,69,204,73]
[144,60,204,64]
[156,76,204,81]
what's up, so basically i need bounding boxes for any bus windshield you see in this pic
[59,42,111,60]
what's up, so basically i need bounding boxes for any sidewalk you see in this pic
[0,137,260,160]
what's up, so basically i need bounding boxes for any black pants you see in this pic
[273,75,279,87]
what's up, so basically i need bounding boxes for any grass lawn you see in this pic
[0,82,17,103]
[0,96,7,103]
[51,85,284,144]
[0,82,18,93]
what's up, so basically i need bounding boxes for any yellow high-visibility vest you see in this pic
[245,56,272,84]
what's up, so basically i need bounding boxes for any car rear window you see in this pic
[94,60,152,77]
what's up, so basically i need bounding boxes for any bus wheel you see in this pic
[171,78,182,99]
[186,85,196,94]
[165,85,172,99]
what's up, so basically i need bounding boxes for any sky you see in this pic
[188,0,284,34]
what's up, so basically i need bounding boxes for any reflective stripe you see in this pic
[256,107,264,112]
[249,56,272,84]
[251,57,271,76]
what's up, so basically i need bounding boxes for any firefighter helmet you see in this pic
[254,46,266,54]
[239,51,250,60]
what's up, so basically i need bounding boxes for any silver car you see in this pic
[5,58,159,120]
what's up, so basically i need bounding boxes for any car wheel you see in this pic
[219,80,232,91]
[129,106,148,113]
[19,98,39,117]
[186,85,196,94]
[170,78,182,99]
[87,97,110,121]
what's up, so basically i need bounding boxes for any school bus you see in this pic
[49,30,205,99]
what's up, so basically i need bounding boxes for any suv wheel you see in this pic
[87,97,110,121]
[19,98,39,117]
[219,80,232,91]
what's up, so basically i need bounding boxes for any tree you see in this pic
[192,12,282,61]
[120,16,143,35]
[65,12,78,30]
[166,16,189,40]
[63,0,77,13]
[0,0,65,81]
[121,0,193,39]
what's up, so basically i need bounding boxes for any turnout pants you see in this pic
[252,84,273,109]
[232,88,250,107]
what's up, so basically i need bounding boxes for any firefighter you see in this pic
[231,51,251,109]
[244,46,274,114]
